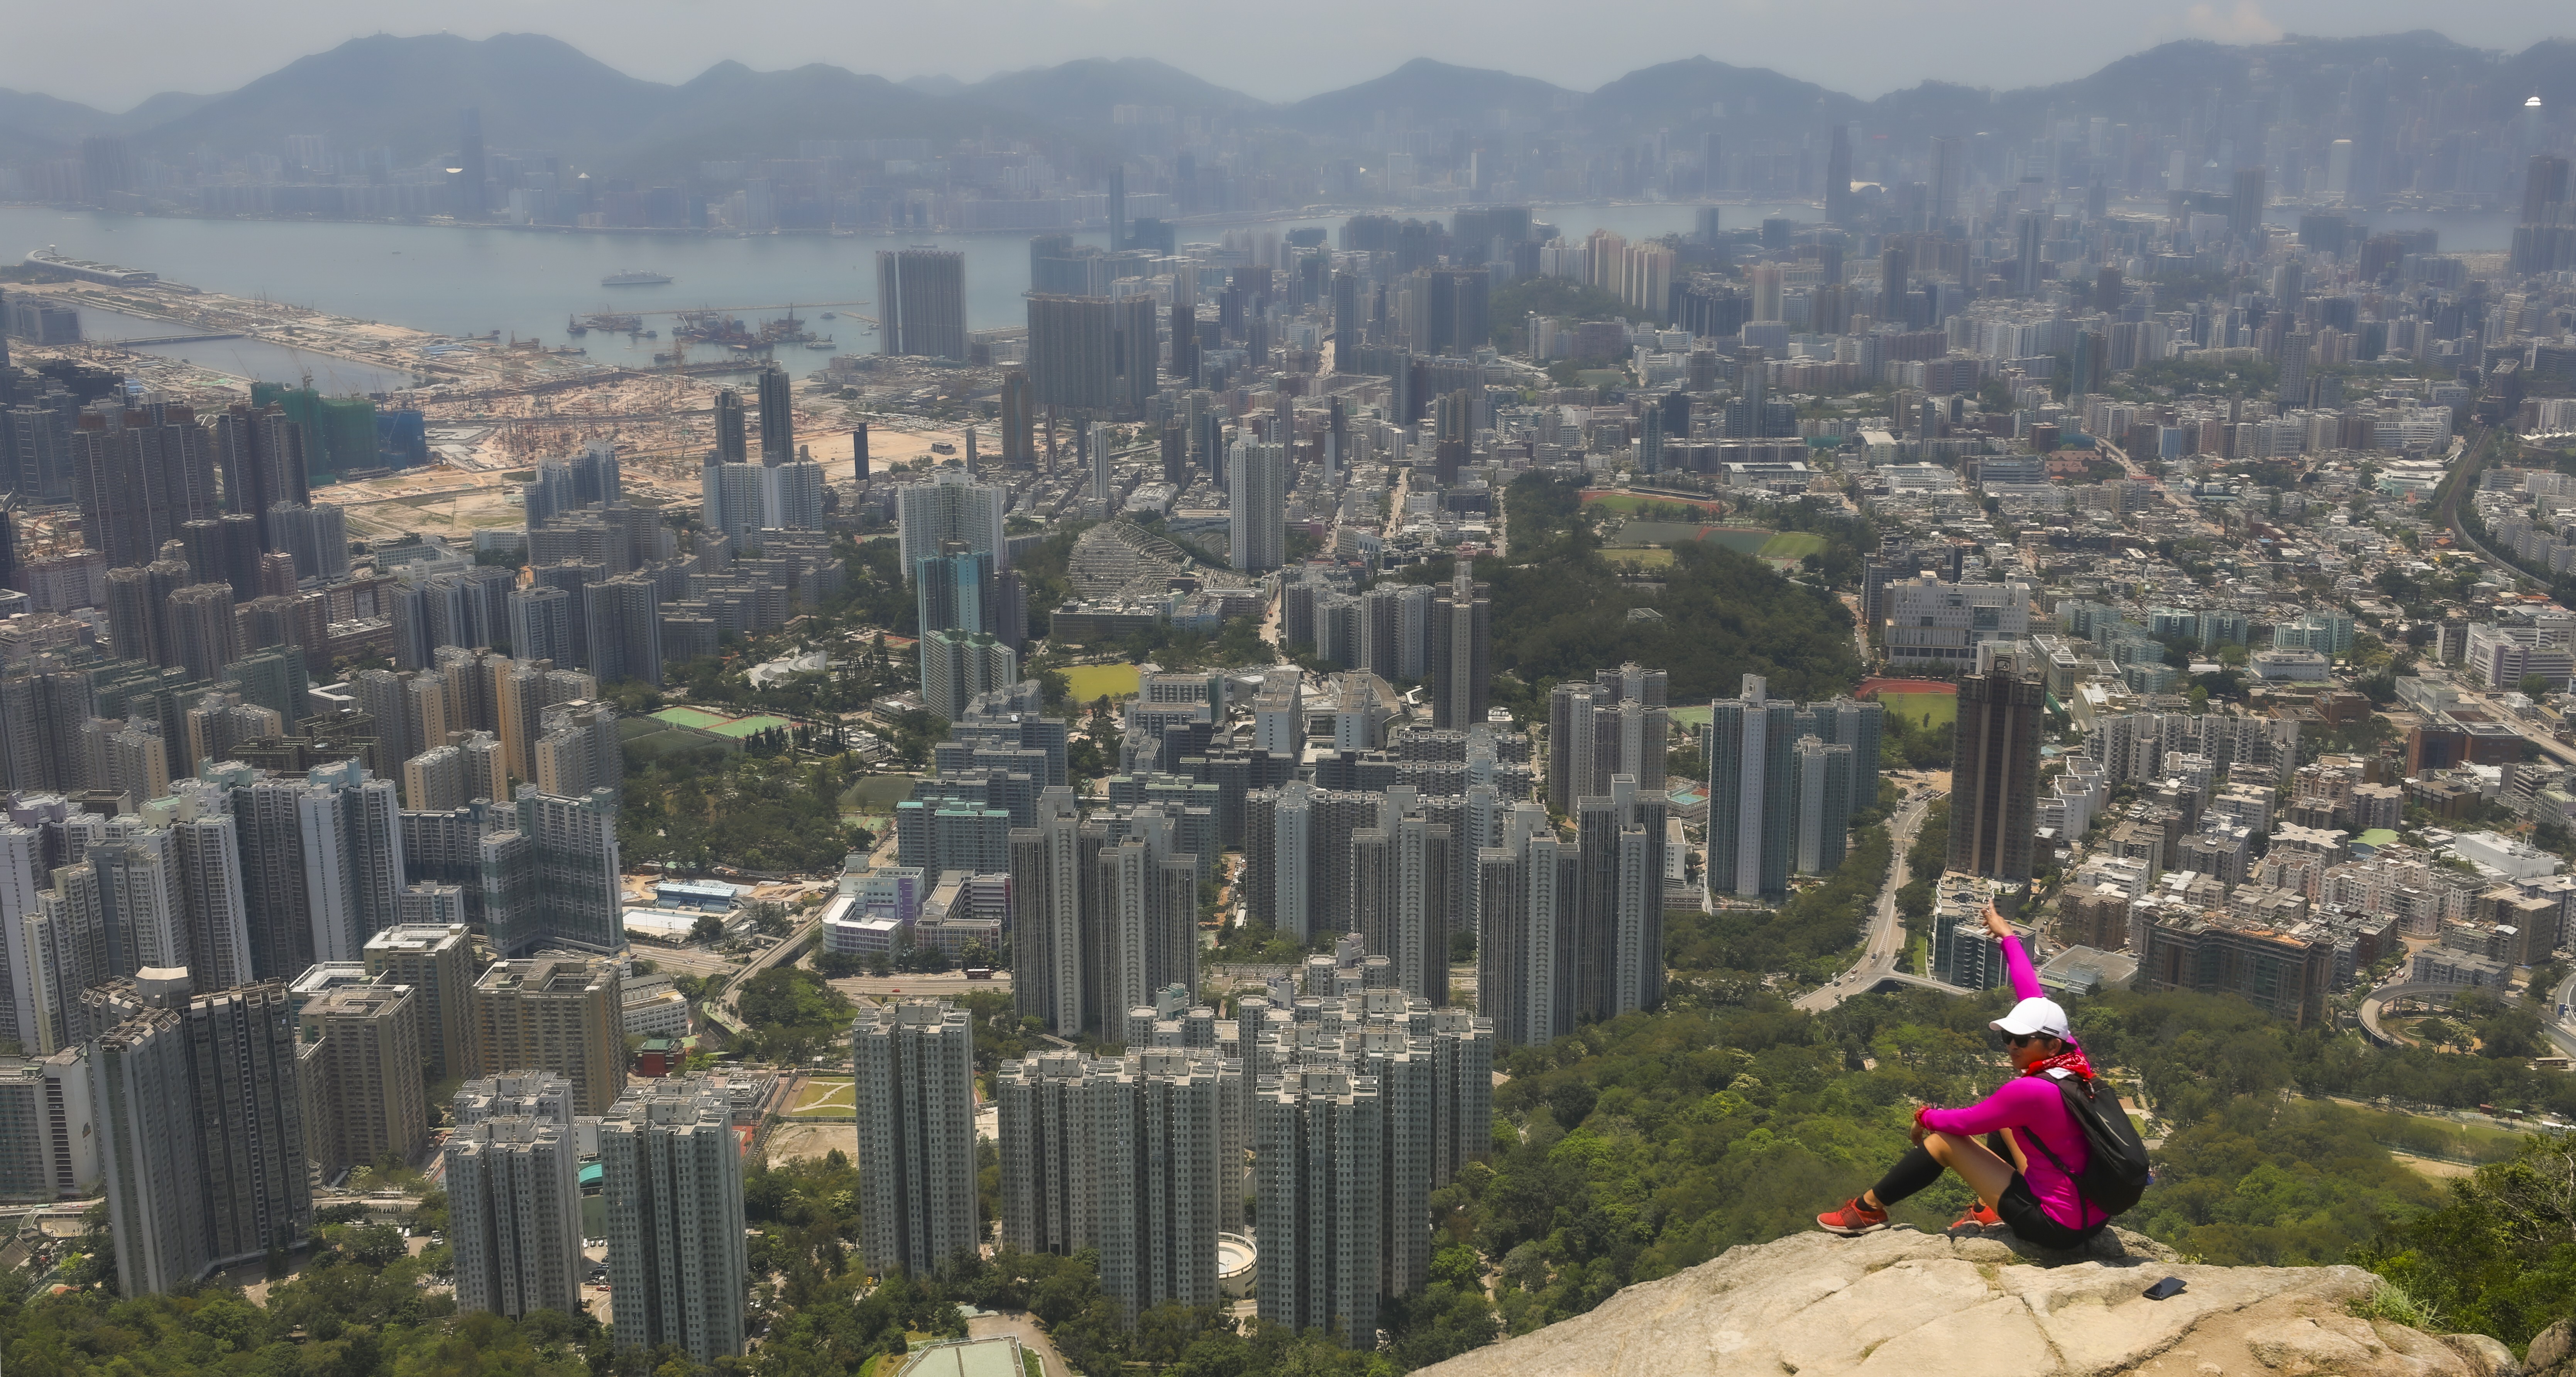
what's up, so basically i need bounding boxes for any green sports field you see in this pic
[1878,691,1957,730]
[708,713,791,740]
[1757,531,1827,560]
[1062,662,1142,702]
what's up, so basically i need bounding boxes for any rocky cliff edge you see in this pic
[1416,1226,2537,1377]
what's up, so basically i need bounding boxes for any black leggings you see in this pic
[1871,1132,2013,1206]
[1871,1132,2102,1249]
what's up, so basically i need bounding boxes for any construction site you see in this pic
[5,272,996,544]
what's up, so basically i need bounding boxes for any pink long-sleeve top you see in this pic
[1915,933,2095,1230]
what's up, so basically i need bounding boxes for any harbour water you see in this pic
[0,202,1731,388]
[19,199,2510,396]
[69,301,417,395]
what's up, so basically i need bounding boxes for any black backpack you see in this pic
[2021,1071,2153,1225]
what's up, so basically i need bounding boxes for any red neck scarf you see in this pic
[2023,1049,2094,1080]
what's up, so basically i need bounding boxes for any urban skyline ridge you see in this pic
[4,22,2575,176]
[6,0,2576,112]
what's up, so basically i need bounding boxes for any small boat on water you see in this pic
[602,269,673,287]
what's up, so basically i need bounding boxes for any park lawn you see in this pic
[841,775,917,809]
[1758,531,1828,560]
[787,1077,856,1118]
[1603,547,1676,568]
[1062,662,1142,701]
[1879,690,1957,730]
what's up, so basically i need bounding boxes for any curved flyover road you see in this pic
[1795,786,1947,1014]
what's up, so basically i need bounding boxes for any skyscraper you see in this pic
[1170,296,1199,385]
[298,977,428,1174]
[997,1047,1229,1319]
[920,630,1018,723]
[854,999,979,1277]
[1424,267,1489,357]
[507,587,575,667]
[2522,154,2571,226]
[2230,166,2266,238]
[363,923,474,1080]
[1000,370,1035,467]
[1707,674,1796,899]
[1427,564,1490,729]
[90,976,311,1296]
[470,953,625,1114]
[445,1100,584,1320]
[1353,804,1449,1004]
[1791,736,1855,876]
[73,406,219,571]
[1825,124,1853,225]
[1574,777,1666,1021]
[1949,649,2043,883]
[1546,665,1669,811]
[456,108,488,218]
[1255,1064,1380,1341]
[1929,136,1964,230]
[600,1076,748,1362]
[0,661,96,795]
[712,388,747,464]
[754,365,793,467]
[1476,802,1575,1048]
[895,468,1009,577]
[699,457,768,543]
[877,248,969,362]
[1097,808,1201,1019]
[210,403,308,548]
[2014,211,2046,296]
[1089,421,1115,509]
[2279,331,2313,410]
[1027,294,1159,420]
[1227,439,1286,573]
[222,760,403,976]
[1010,789,1088,1036]
[510,786,623,955]
[582,575,662,687]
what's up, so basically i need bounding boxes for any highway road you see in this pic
[2360,977,2576,1061]
[2554,966,2576,1059]
[1794,786,1947,1013]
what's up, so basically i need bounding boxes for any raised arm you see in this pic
[1984,902,2043,1001]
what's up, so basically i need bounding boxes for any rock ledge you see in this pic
[1417,1226,2486,1377]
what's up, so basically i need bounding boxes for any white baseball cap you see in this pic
[1991,997,2073,1041]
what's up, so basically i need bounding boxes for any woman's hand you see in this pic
[1982,902,2013,940]
[1910,1118,1929,1147]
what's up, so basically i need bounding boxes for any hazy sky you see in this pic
[10,0,2572,111]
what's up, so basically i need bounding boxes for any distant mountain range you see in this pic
[3,29,2573,179]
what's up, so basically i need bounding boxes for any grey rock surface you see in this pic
[1415,1226,2482,1377]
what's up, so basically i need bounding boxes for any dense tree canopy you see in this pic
[1424,475,1862,709]
[618,749,866,875]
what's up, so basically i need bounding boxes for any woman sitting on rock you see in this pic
[1815,902,2107,1249]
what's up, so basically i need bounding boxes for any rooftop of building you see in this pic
[476,952,617,993]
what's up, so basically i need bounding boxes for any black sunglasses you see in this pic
[2001,1032,2053,1048]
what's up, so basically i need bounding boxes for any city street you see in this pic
[1793,783,1947,1014]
